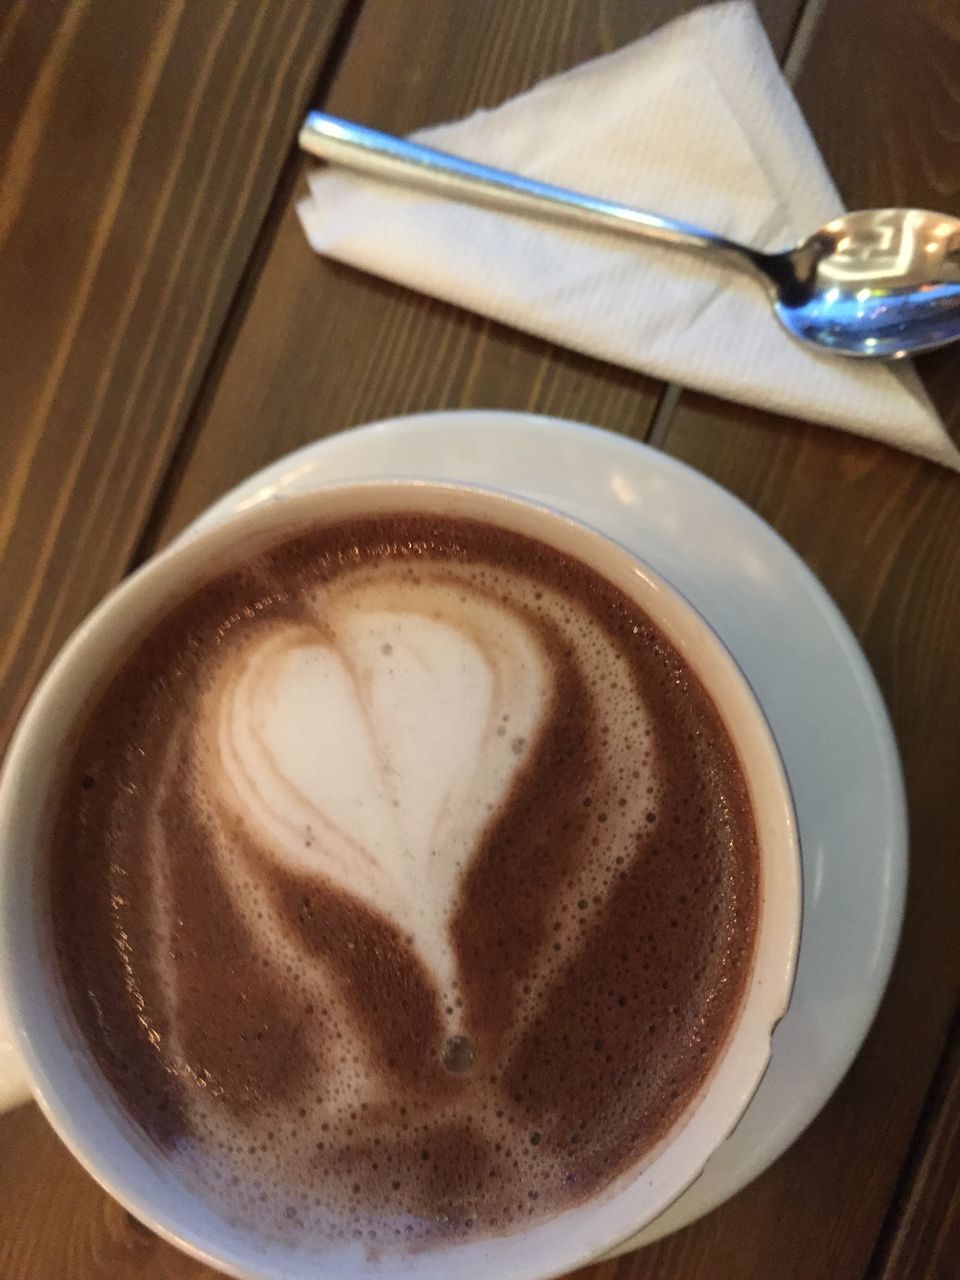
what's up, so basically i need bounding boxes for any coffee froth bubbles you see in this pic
[48,513,758,1252]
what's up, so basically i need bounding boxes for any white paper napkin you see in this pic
[298,0,959,471]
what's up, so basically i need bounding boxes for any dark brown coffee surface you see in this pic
[48,513,759,1250]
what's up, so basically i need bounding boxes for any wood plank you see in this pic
[0,1104,218,1280]
[146,0,803,547]
[0,0,351,754]
[618,1,960,1276]
[0,2,347,1275]
[875,1013,960,1280]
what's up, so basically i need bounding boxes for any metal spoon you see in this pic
[299,112,960,360]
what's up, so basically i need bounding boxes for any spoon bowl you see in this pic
[766,209,960,357]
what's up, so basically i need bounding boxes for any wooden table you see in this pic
[2,2,958,1276]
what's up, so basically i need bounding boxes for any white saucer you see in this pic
[187,409,907,1249]
[1,411,906,1252]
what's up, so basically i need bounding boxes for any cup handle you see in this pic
[0,996,32,1112]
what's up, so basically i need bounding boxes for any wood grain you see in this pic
[876,1014,960,1280]
[145,0,803,548]
[0,1104,217,1280]
[0,0,351,755]
[611,0,960,1276]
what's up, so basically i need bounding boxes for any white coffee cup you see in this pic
[0,481,800,1279]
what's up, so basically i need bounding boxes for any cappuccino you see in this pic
[49,513,758,1249]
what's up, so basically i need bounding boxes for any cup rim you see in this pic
[0,478,800,1280]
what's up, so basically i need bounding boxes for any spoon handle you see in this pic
[299,112,756,269]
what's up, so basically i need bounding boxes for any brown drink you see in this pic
[48,511,759,1251]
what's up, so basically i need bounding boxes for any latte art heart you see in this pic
[50,513,759,1254]
[202,579,551,1004]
